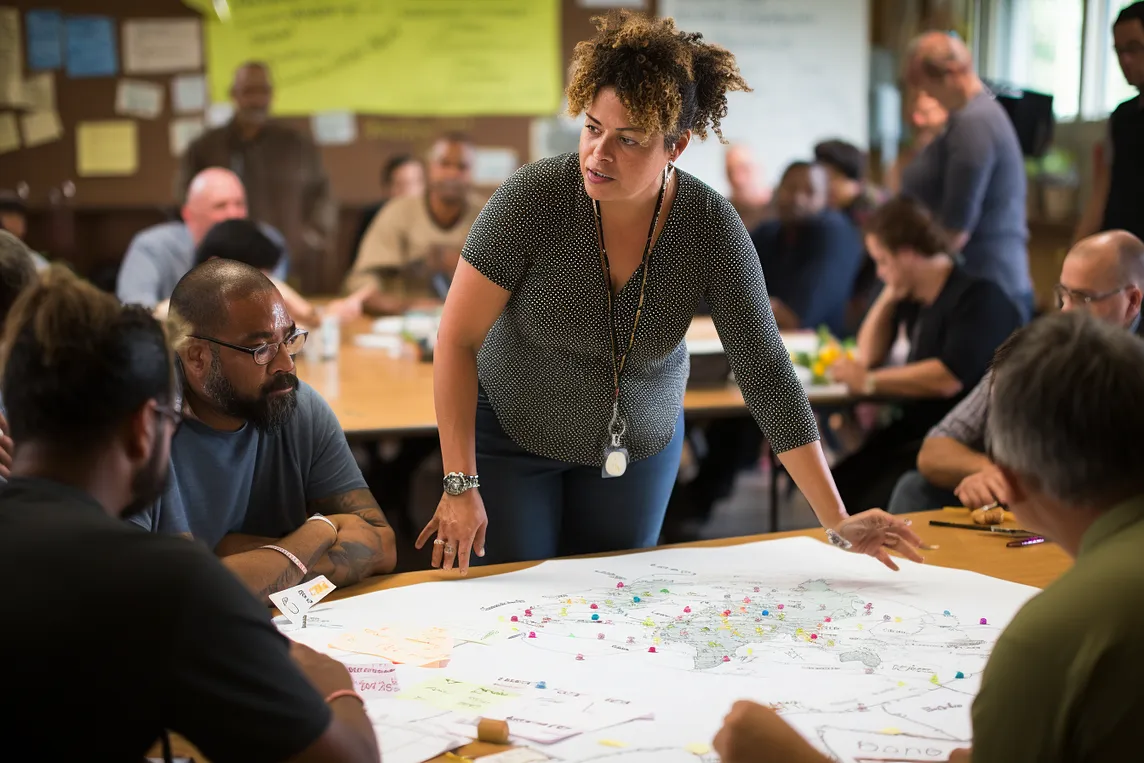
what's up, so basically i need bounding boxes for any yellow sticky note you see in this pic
[0,113,18,154]
[398,676,516,713]
[684,743,711,755]
[76,120,139,176]
[599,739,627,748]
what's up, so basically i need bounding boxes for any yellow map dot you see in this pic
[599,739,627,748]
[684,743,711,755]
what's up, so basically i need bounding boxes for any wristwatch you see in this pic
[443,472,480,496]
[826,528,853,550]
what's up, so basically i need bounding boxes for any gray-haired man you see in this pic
[889,229,1144,513]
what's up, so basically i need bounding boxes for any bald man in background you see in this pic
[902,31,1032,320]
[890,230,1144,513]
[117,167,287,310]
[177,62,334,292]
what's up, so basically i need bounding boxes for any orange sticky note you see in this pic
[330,626,453,667]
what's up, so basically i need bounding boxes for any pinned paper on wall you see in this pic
[76,120,138,176]
[206,102,233,127]
[472,147,520,185]
[115,79,164,119]
[20,109,62,148]
[0,8,24,106]
[0,112,19,154]
[26,9,63,70]
[66,16,118,78]
[22,72,55,112]
[311,111,356,145]
[169,116,204,158]
[171,73,206,113]
[122,18,202,74]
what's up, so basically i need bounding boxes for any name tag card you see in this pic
[269,575,336,624]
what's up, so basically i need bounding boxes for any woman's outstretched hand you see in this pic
[835,510,925,571]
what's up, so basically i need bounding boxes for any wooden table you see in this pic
[294,316,856,437]
[162,508,1071,762]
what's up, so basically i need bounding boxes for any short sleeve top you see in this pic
[462,153,819,467]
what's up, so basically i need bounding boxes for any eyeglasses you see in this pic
[1053,284,1127,309]
[190,329,308,366]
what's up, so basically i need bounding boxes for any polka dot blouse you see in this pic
[463,152,819,467]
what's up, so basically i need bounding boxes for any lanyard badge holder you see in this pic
[603,399,630,478]
[594,164,670,479]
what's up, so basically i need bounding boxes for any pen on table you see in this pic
[928,520,1034,535]
[1007,535,1047,547]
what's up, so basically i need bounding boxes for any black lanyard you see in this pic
[592,165,671,407]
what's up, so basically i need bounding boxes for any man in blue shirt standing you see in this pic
[132,259,396,598]
[902,32,1032,320]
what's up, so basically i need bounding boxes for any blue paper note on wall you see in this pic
[65,15,118,78]
[26,10,64,70]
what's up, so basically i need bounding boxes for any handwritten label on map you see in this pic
[330,626,452,667]
[398,676,516,713]
[346,662,401,697]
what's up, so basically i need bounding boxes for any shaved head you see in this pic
[183,168,247,245]
[169,259,277,344]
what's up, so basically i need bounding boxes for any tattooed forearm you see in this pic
[309,488,397,581]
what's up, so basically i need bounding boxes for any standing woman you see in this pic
[417,11,923,572]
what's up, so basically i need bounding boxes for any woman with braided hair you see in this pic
[417,11,923,571]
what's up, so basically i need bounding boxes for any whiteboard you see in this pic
[659,0,870,193]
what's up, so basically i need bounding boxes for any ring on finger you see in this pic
[433,538,445,546]
[444,544,456,555]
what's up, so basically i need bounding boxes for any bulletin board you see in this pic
[0,0,647,210]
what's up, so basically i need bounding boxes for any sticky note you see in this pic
[22,72,55,112]
[65,16,118,78]
[26,10,64,70]
[684,743,711,754]
[345,662,401,697]
[76,120,138,176]
[20,110,62,148]
[0,113,18,155]
[330,626,452,667]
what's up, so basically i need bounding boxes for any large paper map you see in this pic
[281,537,1040,763]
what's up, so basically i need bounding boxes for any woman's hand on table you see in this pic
[416,490,488,575]
[835,510,925,571]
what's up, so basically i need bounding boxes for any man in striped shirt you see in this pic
[888,230,1144,513]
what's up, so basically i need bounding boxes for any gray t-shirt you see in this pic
[902,90,1031,301]
[130,381,367,550]
[116,221,289,309]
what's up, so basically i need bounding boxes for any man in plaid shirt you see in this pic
[889,230,1144,513]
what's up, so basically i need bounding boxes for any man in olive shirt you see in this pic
[712,311,1144,763]
[334,134,483,317]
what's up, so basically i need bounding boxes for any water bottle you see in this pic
[320,313,340,361]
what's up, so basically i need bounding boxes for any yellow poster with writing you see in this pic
[198,0,561,116]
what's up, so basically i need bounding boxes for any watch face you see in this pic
[444,474,464,495]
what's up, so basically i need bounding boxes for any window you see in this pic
[985,0,1084,119]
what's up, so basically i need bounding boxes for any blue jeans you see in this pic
[887,470,959,514]
[474,390,684,565]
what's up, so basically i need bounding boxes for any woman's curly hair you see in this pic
[566,11,750,148]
